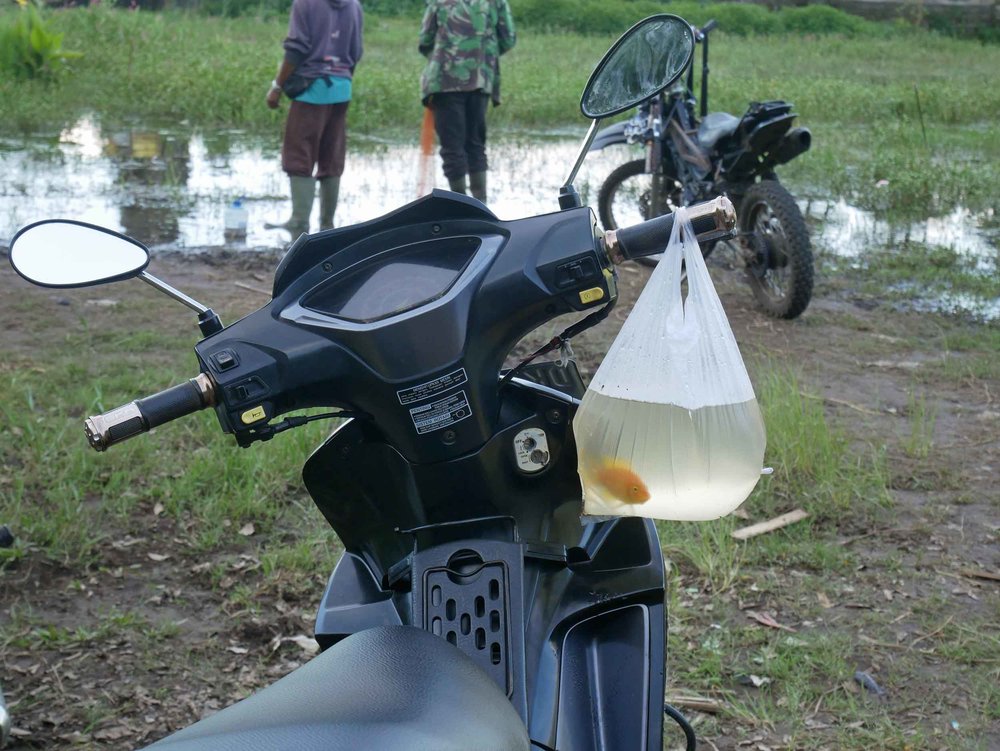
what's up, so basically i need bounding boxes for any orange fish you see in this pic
[590,460,651,504]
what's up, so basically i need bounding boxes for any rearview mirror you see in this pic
[581,15,695,119]
[9,220,150,288]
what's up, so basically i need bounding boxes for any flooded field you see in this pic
[1,117,996,318]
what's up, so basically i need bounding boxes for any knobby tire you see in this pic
[739,180,813,319]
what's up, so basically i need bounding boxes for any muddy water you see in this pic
[0,117,625,250]
[1,117,996,318]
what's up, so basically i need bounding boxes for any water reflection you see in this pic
[806,198,997,267]
[1,118,996,320]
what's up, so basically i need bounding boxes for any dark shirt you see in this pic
[284,0,363,80]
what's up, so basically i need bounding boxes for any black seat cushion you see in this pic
[697,111,740,150]
[144,626,529,751]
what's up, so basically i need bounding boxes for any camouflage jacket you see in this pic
[418,0,516,105]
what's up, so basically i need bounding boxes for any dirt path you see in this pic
[0,246,997,750]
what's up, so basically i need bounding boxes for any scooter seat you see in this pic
[697,112,740,150]
[143,625,530,751]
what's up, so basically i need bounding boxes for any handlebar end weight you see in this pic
[85,403,146,452]
[84,375,215,452]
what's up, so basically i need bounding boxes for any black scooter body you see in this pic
[308,376,667,750]
[182,191,667,750]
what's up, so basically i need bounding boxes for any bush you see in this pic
[510,0,880,37]
[0,0,80,81]
[780,4,870,35]
[509,0,667,35]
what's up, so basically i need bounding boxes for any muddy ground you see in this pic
[0,241,997,750]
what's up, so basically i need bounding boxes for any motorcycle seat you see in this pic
[143,625,530,751]
[697,112,740,150]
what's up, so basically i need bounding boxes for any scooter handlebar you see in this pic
[604,196,736,264]
[84,374,216,452]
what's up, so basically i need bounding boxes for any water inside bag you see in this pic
[574,390,766,521]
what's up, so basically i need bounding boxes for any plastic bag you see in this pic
[573,208,766,521]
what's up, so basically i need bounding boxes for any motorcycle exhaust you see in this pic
[769,127,811,166]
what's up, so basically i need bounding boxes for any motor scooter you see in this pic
[8,15,736,751]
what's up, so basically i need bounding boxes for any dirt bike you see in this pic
[591,19,814,319]
[9,16,737,751]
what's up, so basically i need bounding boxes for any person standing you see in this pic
[266,0,363,236]
[419,0,515,203]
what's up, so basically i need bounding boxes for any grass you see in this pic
[0,304,344,564]
[902,390,937,459]
[659,361,890,592]
[653,359,995,747]
[1,606,180,651]
[33,14,996,134]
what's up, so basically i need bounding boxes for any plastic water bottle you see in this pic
[224,197,248,240]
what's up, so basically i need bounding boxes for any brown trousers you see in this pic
[281,100,350,179]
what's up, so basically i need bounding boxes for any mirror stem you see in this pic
[139,271,224,336]
[560,118,602,209]
[140,271,209,314]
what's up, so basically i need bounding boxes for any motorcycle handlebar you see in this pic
[604,196,736,264]
[84,374,216,452]
[700,19,718,36]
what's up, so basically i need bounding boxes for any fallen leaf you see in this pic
[747,611,797,633]
[147,552,170,562]
[227,646,249,655]
[112,536,146,549]
[816,592,834,609]
[269,634,320,655]
[94,725,132,741]
[153,502,164,516]
[288,634,320,655]
[238,522,255,536]
[737,673,772,688]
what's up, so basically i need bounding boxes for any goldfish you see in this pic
[587,459,651,504]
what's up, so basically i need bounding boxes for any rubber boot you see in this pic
[318,177,340,230]
[447,175,468,194]
[265,176,315,236]
[469,171,487,203]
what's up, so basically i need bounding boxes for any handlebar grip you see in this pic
[84,374,215,452]
[606,196,736,263]
[701,19,718,35]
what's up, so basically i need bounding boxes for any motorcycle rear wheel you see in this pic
[597,158,684,268]
[739,180,813,319]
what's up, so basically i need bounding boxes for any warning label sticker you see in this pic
[397,368,469,405]
[409,390,472,434]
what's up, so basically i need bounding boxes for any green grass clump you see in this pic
[750,364,891,519]
[0,0,80,81]
[0,319,340,564]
